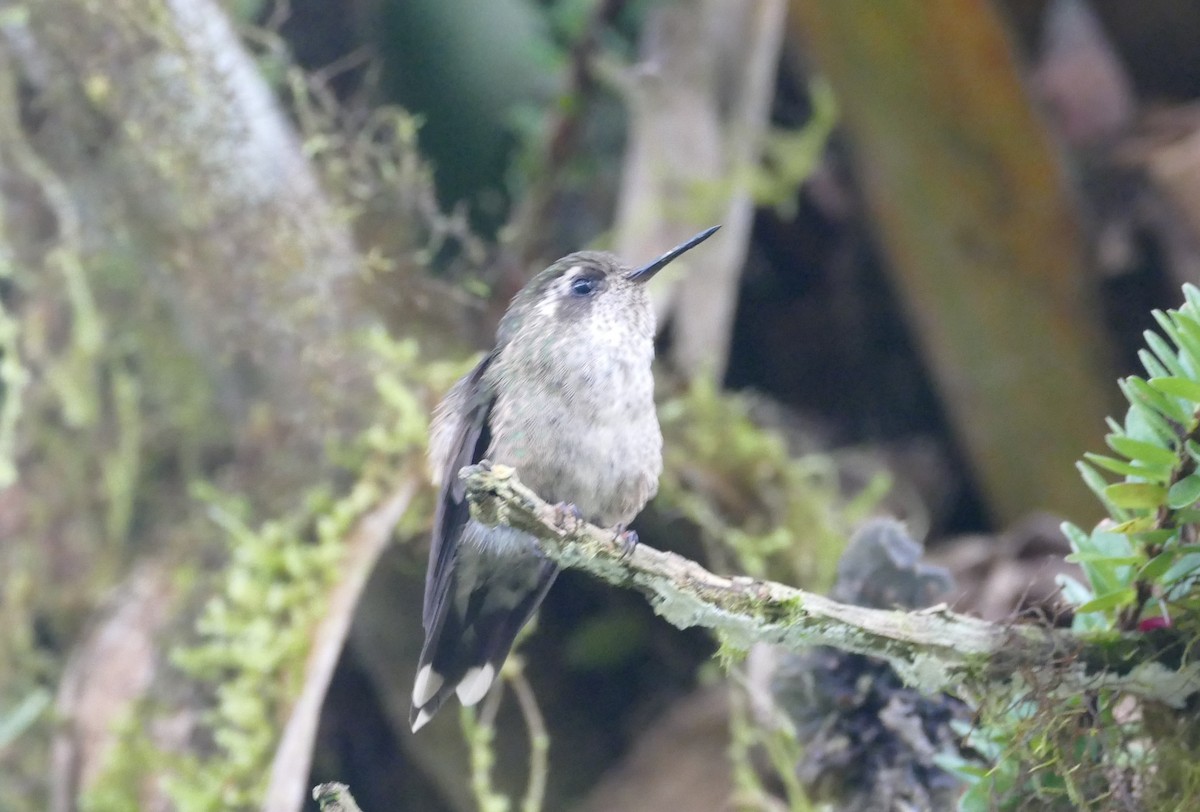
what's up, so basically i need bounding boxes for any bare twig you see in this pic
[265,475,420,812]
[505,660,549,812]
[463,462,1200,707]
[612,0,787,379]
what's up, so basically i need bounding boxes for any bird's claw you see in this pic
[553,501,584,531]
[616,527,639,559]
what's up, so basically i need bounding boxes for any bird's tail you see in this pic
[410,561,558,732]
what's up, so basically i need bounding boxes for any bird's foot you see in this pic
[552,501,584,532]
[614,526,639,559]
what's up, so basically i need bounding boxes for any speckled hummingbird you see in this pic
[410,226,720,732]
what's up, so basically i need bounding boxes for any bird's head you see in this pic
[497,226,720,349]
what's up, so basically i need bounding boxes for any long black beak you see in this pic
[625,225,720,283]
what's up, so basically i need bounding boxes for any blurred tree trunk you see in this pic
[2,0,391,808]
[788,0,1120,525]
[613,0,785,381]
[1,0,571,808]
[15,0,369,474]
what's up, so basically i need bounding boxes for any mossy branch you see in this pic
[463,462,1200,707]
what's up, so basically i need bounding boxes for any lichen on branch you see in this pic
[462,461,1200,708]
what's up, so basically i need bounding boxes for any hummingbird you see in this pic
[410,226,720,732]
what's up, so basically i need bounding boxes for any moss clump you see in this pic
[81,334,471,811]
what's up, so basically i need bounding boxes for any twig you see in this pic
[610,0,787,379]
[461,701,510,812]
[265,475,420,812]
[462,462,1200,707]
[505,660,549,812]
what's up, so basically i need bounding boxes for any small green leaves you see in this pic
[1120,391,1179,446]
[1140,549,1183,582]
[1075,588,1137,615]
[1106,517,1156,535]
[1067,286,1200,637]
[1149,375,1200,404]
[1143,330,1188,380]
[1168,474,1200,509]
[1104,436,1178,468]
[1161,551,1200,589]
[1065,552,1142,567]
[1128,375,1191,425]
[1102,482,1167,509]
[1082,453,1169,483]
[1076,461,1125,519]
[1061,523,1138,627]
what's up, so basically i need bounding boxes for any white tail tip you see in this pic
[455,664,496,706]
[411,707,434,733]
[412,664,445,707]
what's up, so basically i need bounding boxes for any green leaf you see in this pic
[1077,462,1125,518]
[948,763,990,779]
[958,780,998,812]
[1164,313,1200,373]
[1141,549,1185,582]
[1145,331,1187,378]
[1064,552,1142,566]
[1103,482,1168,509]
[1125,388,1181,444]
[1076,460,1107,498]
[1068,529,1136,596]
[1162,552,1200,586]
[1128,529,1177,546]
[1056,573,1093,605]
[1150,312,1196,372]
[1185,283,1200,311]
[1156,307,1200,362]
[1128,377,1191,425]
[1184,283,1200,311]
[1149,375,1200,405]
[1075,588,1136,614]
[1139,348,1170,381]
[1105,516,1155,534]
[1059,574,1114,631]
[1131,398,1183,446]
[1082,452,1170,483]
[1171,311,1200,361]
[1061,521,1090,552]
[1168,474,1200,509]
[1106,435,1178,468]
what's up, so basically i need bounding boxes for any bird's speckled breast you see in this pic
[485,322,662,528]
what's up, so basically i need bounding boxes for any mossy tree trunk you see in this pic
[18,0,370,468]
[3,0,397,808]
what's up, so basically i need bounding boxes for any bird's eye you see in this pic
[570,277,598,297]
